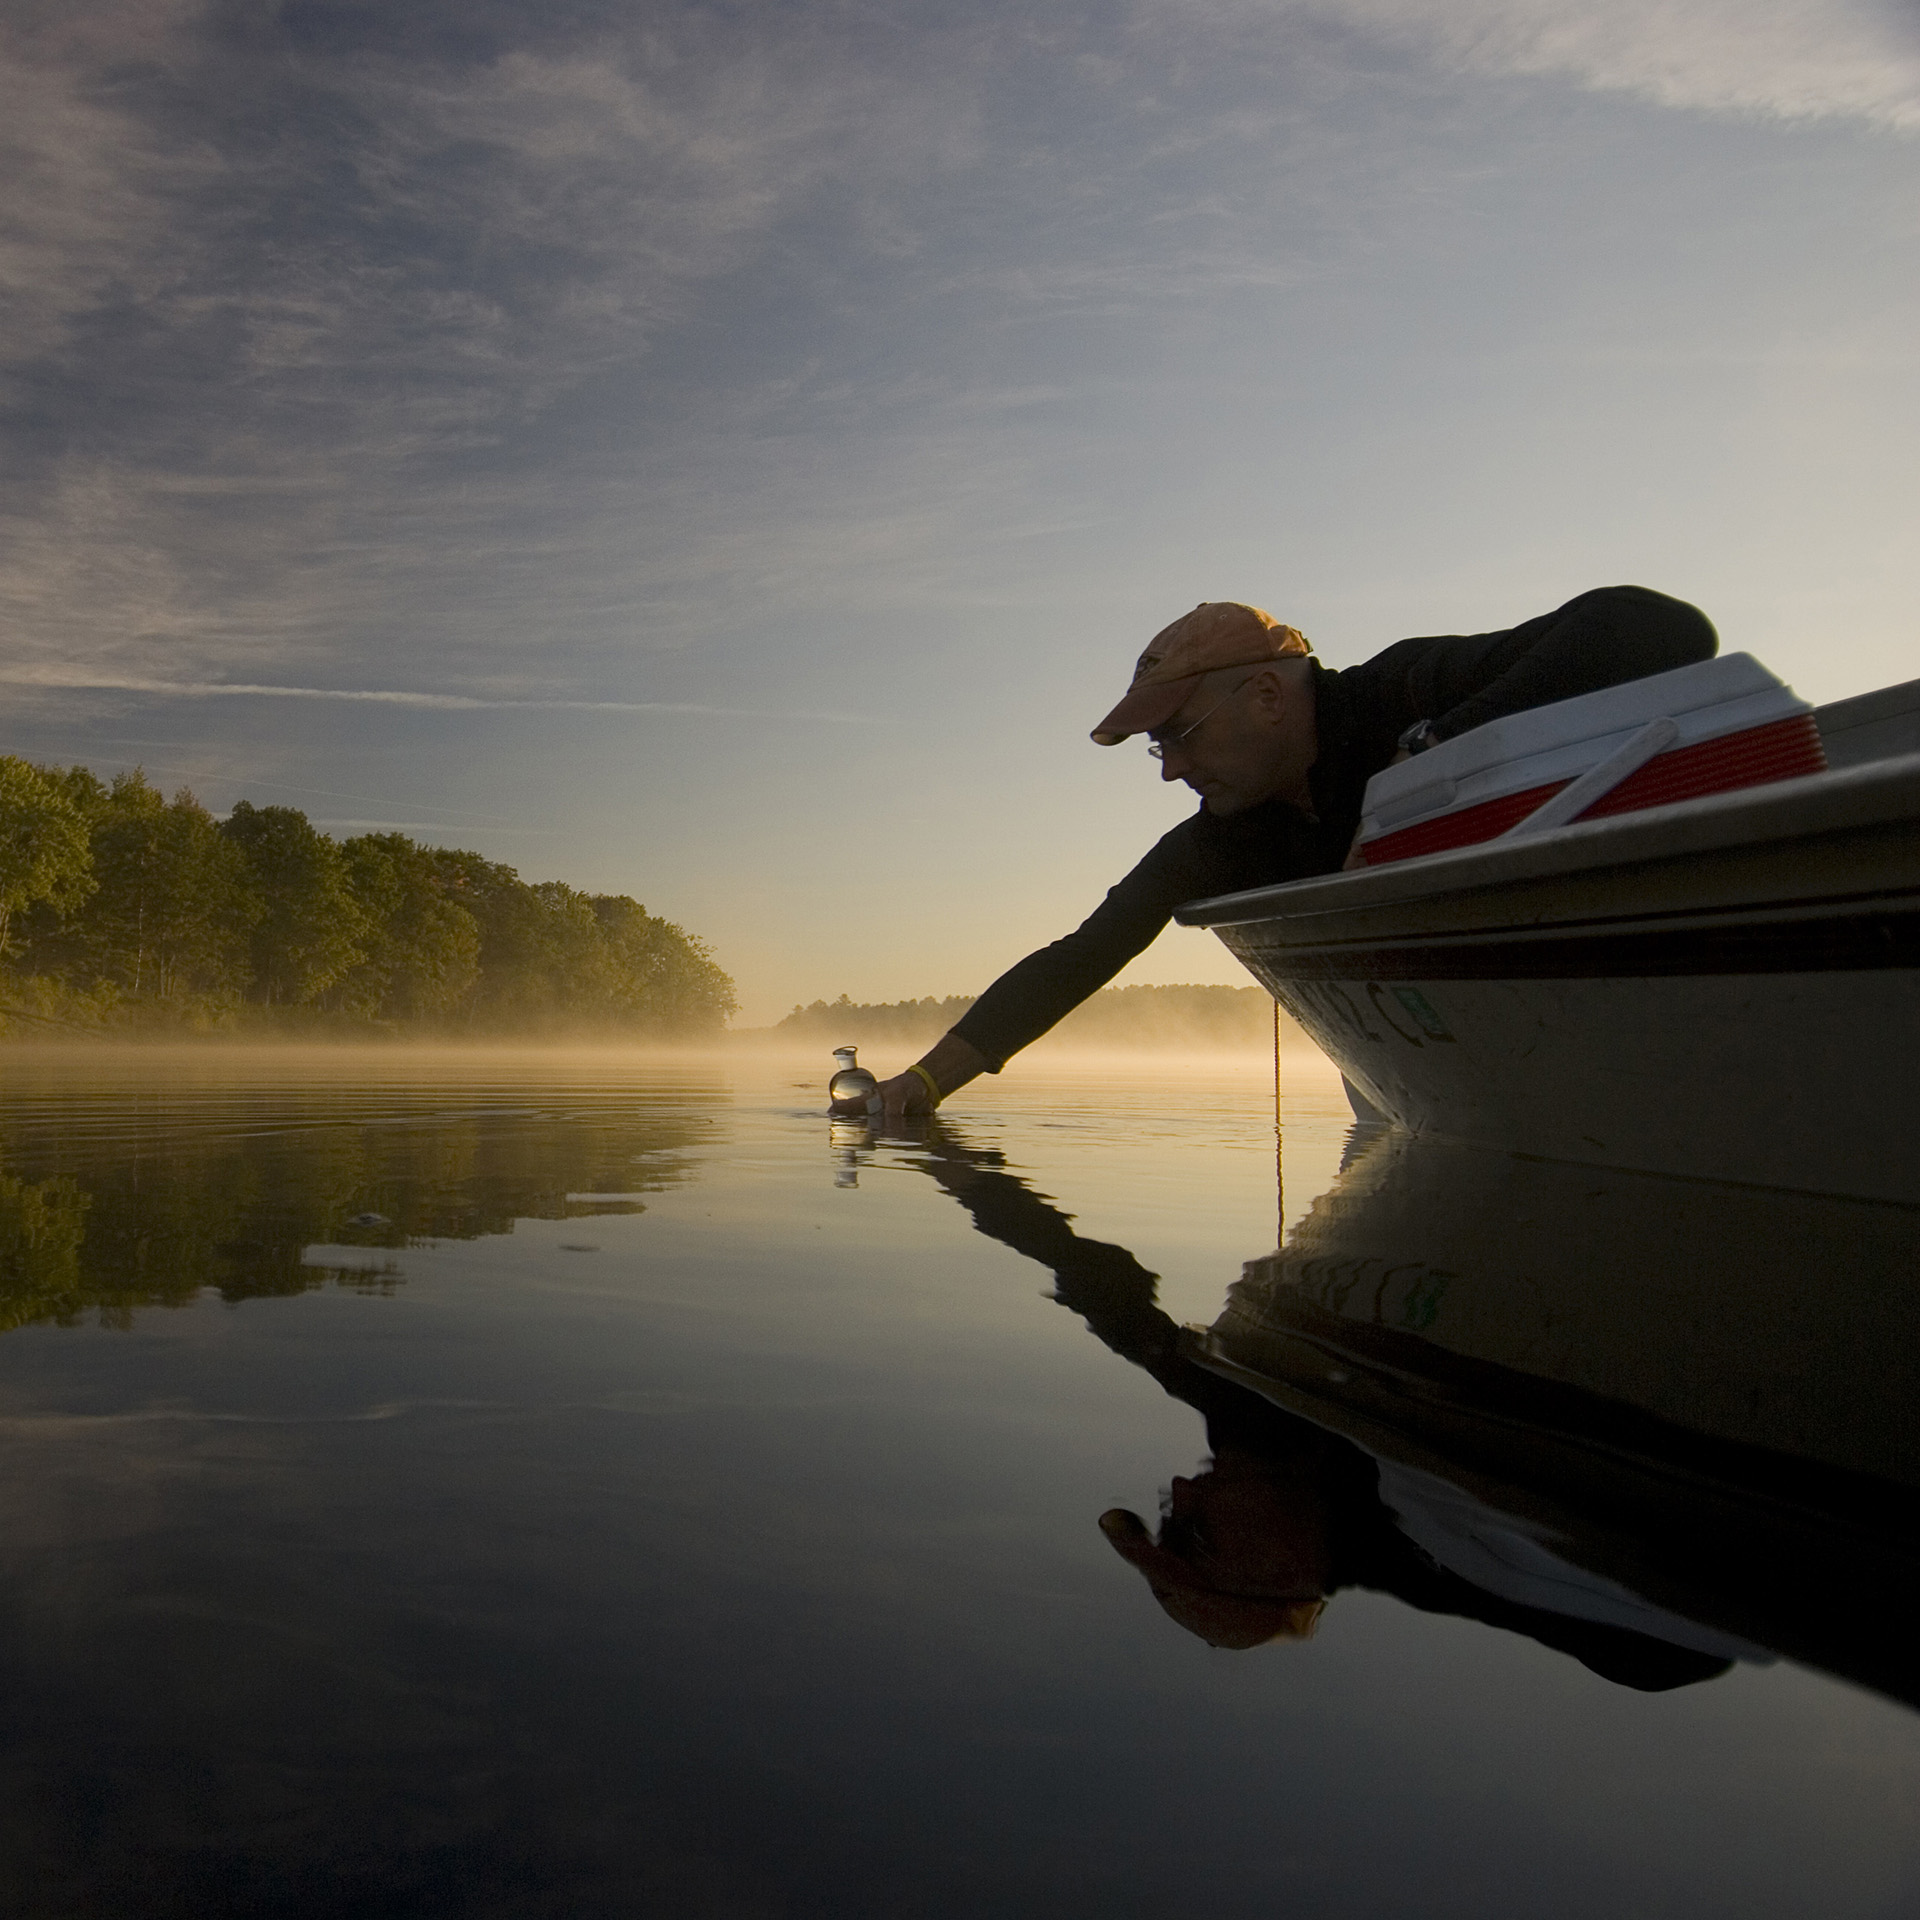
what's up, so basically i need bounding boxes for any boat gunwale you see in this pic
[1174,750,1920,941]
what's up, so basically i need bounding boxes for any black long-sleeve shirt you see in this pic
[952,584,1717,1069]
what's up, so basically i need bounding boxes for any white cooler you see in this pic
[1357,652,1826,867]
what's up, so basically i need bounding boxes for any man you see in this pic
[878,584,1718,1120]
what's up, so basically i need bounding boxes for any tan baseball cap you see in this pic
[1091,601,1313,745]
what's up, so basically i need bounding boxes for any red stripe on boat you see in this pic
[1362,715,1828,866]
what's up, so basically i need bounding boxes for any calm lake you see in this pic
[0,1044,1914,1918]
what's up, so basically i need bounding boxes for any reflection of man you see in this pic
[880,587,1716,1120]
[915,1128,1737,1688]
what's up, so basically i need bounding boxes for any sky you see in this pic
[3,0,1917,1024]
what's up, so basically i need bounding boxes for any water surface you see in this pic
[0,1046,1914,1918]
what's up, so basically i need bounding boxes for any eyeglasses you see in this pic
[1146,677,1253,760]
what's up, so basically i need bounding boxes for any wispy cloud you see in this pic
[0,2,1009,700]
[1281,0,1920,130]
[0,667,875,723]
[1,0,1911,721]
[0,2,219,384]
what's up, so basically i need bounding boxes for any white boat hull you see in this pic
[1179,753,1920,1203]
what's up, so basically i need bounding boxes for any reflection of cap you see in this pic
[1098,1508,1326,1650]
[1091,602,1313,746]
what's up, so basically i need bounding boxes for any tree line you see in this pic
[776,983,1296,1051]
[0,757,736,1036]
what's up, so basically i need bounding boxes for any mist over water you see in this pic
[0,1047,1914,1917]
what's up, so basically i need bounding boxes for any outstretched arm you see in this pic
[877,1032,993,1124]
[877,822,1229,1117]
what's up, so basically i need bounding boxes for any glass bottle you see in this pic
[828,1046,879,1115]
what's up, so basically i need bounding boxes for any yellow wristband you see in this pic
[905,1062,943,1108]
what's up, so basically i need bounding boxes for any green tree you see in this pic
[591,894,738,1033]
[220,801,368,1006]
[420,854,740,1033]
[432,854,618,1026]
[333,834,481,1022]
[0,757,94,958]
[1,757,739,1035]
[32,772,257,1005]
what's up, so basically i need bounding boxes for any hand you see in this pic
[877,1069,939,1127]
[877,1033,991,1126]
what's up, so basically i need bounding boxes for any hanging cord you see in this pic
[1272,997,1284,1236]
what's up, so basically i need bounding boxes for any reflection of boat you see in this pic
[1194,1131,1920,1707]
[1177,684,1920,1201]
[916,1126,1748,1684]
